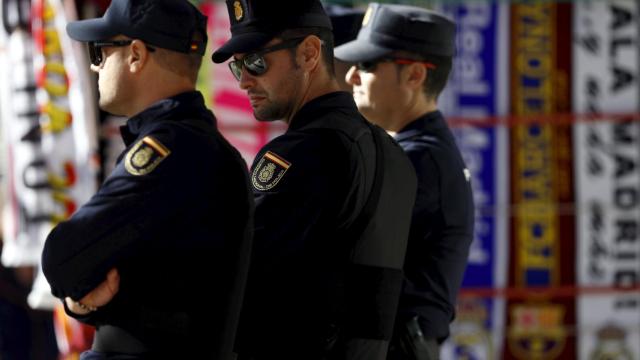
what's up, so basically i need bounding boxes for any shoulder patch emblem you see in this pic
[252,151,291,191]
[124,136,171,176]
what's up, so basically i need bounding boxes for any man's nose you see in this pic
[345,65,360,86]
[239,67,256,90]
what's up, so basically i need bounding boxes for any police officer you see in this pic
[41,1,253,359]
[211,0,416,359]
[336,4,474,360]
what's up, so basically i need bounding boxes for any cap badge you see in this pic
[125,136,171,176]
[252,151,291,191]
[362,6,373,27]
[233,1,244,21]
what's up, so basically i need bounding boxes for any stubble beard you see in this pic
[253,70,303,122]
[253,97,289,122]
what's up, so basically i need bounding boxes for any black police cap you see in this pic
[212,0,333,63]
[324,4,365,47]
[66,0,208,55]
[335,3,455,62]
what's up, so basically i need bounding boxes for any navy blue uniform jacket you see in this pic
[236,92,417,359]
[42,91,253,358]
[395,111,474,341]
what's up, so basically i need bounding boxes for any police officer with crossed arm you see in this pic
[212,0,417,358]
[41,1,253,358]
[336,4,474,359]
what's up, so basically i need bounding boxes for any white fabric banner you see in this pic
[573,1,640,359]
[1,28,46,266]
[1,0,99,310]
[28,0,99,310]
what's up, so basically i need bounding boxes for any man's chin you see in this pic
[98,101,113,114]
[253,111,281,122]
[355,104,373,117]
[99,101,125,117]
[253,106,286,122]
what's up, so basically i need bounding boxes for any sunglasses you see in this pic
[228,37,306,81]
[356,58,437,73]
[88,40,156,66]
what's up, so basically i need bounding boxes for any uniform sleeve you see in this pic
[41,125,198,302]
[404,145,474,339]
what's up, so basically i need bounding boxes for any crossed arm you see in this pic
[64,268,120,315]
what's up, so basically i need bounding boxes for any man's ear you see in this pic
[404,63,427,90]
[298,35,322,72]
[128,40,150,73]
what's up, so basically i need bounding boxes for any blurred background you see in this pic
[1,0,638,359]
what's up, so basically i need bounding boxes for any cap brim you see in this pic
[212,32,273,63]
[66,18,118,42]
[334,39,392,63]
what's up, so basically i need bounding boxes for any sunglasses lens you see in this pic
[357,61,377,72]
[244,54,267,76]
[88,43,102,66]
[229,54,268,81]
[229,60,243,81]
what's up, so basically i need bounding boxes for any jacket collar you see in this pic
[120,91,213,146]
[394,110,444,143]
[288,91,359,131]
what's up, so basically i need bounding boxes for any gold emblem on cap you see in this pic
[233,1,244,21]
[362,6,373,27]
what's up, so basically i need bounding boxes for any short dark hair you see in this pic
[152,30,204,82]
[392,50,452,100]
[279,27,335,77]
[420,54,452,100]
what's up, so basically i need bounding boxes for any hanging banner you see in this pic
[573,1,640,358]
[1,3,45,267]
[506,3,576,359]
[201,2,285,166]
[0,0,99,310]
[435,3,510,359]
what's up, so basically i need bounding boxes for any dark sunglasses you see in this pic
[228,37,306,81]
[356,58,437,73]
[88,40,156,66]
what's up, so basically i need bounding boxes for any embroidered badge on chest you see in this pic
[252,151,291,191]
[125,136,171,176]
